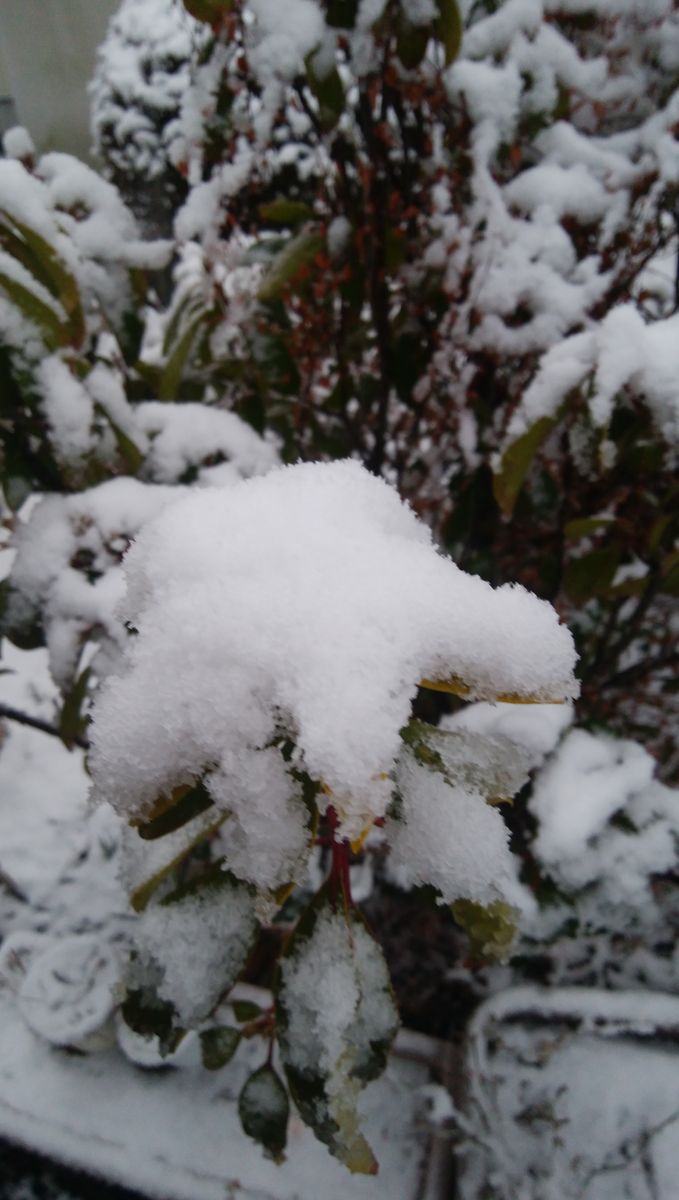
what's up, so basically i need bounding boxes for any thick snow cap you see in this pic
[89,460,578,838]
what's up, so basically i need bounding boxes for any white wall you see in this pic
[0,0,118,160]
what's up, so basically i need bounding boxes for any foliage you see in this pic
[1,0,678,1179]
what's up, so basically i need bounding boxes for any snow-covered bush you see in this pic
[1,0,678,1180]
[153,0,679,770]
[90,0,207,233]
[86,458,577,1169]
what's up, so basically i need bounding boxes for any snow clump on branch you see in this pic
[89,459,577,896]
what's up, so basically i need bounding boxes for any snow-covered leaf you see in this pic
[275,887,398,1174]
[238,1064,290,1164]
[200,1024,241,1069]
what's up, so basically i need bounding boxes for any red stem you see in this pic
[326,805,353,909]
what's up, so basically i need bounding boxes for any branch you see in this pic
[0,703,89,751]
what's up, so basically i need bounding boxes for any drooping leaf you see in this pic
[434,0,463,66]
[396,18,430,69]
[493,415,557,518]
[305,55,345,132]
[275,886,398,1174]
[0,269,67,350]
[158,309,210,402]
[58,666,91,749]
[239,1064,289,1163]
[0,209,85,347]
[200,1025,241,1069]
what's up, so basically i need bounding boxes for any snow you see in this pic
[1,125,36,162]
[5,402,278,691]
[88,460,577,850]
[458,986,679,1200]
[278,904,399,1164]
[133,878,259,1024]
[136,400,280,484]
[90,0,205,183]
[387,754,514,905]
[16,936,120,1049]
[529,729,679,916]
[0,983,439,1200]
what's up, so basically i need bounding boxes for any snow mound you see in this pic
[89,460,577,844]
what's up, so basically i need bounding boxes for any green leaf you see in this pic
[182,0,232,22]
[129,811,230,912]
[257,228,324,303]
[493,415,557,517]
[326,0,359,28]
[158,309,210,402]
[563,544,621,603]
[275,887,397,1174]
[452,899,518,963]
[91,398,144,474]
[232,999,264,1023]
[0,209,85,347]
[434,0,463,66]
[0,269,66,350]
[400,719,533,804]
[305,56,345,132]
[200,1025,241,1069]
[121,987,185,1056]
[239,1065,289,1164]
[660,549,679,596]
[140,864,260,1026]
[134,779,215,840]
[258,199,314,227]
[396,19,430,70]
[564,517,615,541]
[59,666,91,749]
